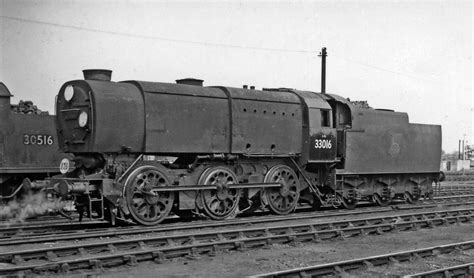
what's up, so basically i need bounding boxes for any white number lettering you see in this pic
[37,135,44,145]
[23,135,29,145]
[23,134,54,145]
[314,139,333,149]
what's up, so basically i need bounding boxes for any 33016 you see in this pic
[314,139,332,149]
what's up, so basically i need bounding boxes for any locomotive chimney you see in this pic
[250,86,255,90]
[83,69,112,81]
[243,85,248,89]
[176,78,203,86]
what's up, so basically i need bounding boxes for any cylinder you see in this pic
[55,180,98,197]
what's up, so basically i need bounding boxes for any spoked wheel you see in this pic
[263,165,300,215]
[404,192,420,204]
[373,193,391,207]
[198,167,241,220]
[341,196,358,209]
[124,165,175,225]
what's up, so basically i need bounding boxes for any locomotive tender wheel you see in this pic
[404,192,419,204]
[263,165,300,215]
[341,196,357,210]
[198,167,241,220]
[373,193,391,207]
[124,165,175,225]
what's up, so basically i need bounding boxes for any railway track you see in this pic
[0,206,393,246]
[439,180,474,186]
[405,262,474,278]
[432,188,474,196]
[252,241,474,277]
[0,185,470,227]
[445,172,474,182]
[1,194,474,245]
[0,207,472,275]
[0,219,108,238]
[2,194,474,245]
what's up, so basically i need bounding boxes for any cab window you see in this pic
[321,110,330,127]
[309,108,321,128]
[309,108,332,129]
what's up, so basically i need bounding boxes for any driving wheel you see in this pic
[263,165,300,215]
[198,167,241,220]
[124,165,175,225]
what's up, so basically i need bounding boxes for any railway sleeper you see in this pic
[152,251,167,264]
[123,254,138,266]
[333,265,347,275]
[60,263,70,273]
[388,256,400,265]
[234,241,247,251]
[208,244,223,256]
[137,241,147,250]
[89,259,103,270]
[46,251,58,262]
[78,247,88,256]
[12,255,24,264]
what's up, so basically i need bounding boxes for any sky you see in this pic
[0,0,472,153]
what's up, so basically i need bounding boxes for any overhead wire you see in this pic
[2,15,469,91]
[331,54,443,84]
[0,15,313,54]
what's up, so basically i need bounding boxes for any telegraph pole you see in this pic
[459,140,462,159]
[318,47,327,94]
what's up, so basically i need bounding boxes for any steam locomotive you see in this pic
[0,83,63,201]
[53,70,441,225]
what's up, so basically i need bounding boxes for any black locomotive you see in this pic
[0,83,64,201]
[53,69,441,225]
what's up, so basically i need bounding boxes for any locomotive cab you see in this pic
[307,97,337,162]
[325,94,353,160]
[291,91,338,163]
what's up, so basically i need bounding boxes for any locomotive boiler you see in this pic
[0,83,64,200]
[53,69,441,225]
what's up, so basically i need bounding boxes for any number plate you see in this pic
[23,134,54,145]
[309,132,337,161]
[314,138,333,149]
